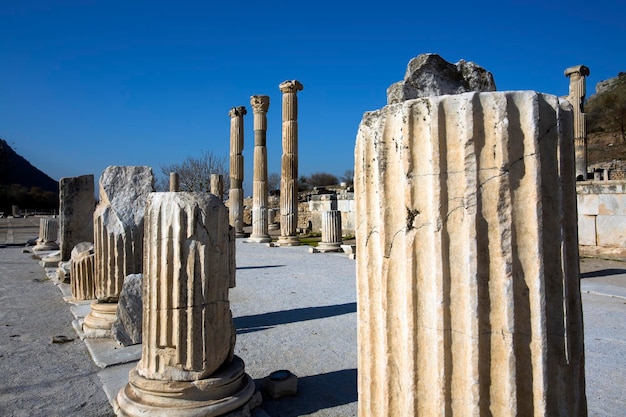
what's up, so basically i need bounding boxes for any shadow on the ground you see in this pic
[259,368,357,416]
[234,302,356,334]
[236,265,286,270]
[580,268,626,279]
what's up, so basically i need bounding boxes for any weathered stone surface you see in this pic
[386,53,496,104]
[70,242,95,301]
[117,192,254,416]
[565,65,590,180]
[33,218,59,251]
[58,175,94,261]
[112,273,143,346]
[93,166,154,301]
[277,80,303,246]
[249,95,271,243]
[316,210,342,252]
[356,91,586,416]
[229,106,247,238]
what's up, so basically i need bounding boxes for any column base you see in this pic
[234,231,249,238]
[316,242,343,253]
[268,223,280,231]
[276,236,300,246]
[247,234,271,243]
[83,301,118,338]
[116,356,256,417]
[33,241,59,252]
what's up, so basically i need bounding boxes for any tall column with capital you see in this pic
[228,106,247,237]
[565,65,590,180]
[248,95,271,243]
[277,80,304,246]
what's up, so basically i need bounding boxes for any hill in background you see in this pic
[0,139,58,214]
[585,72,626,168]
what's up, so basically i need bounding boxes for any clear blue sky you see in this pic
[2,0,625,195]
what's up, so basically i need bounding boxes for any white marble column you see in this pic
[565,65,590,180]
[228,106,247,238]
[277,80,303,246]
[210,173,224,200]
[71,246,95,301]
[117,192,254,416]
[317,210,343,252]
[248,95,271,243]
[355,91,586,417]
[33,217,59,251]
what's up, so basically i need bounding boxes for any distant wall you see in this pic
[577,180,626,257]
[308,192,355,236]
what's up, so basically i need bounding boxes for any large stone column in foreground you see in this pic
[277,80,303,246]
[229,106,247,238]
[117,192,254,416]
[83,166,154,338]
[355,91,586,417]
[248,95,271,243]
[565,65,590,180]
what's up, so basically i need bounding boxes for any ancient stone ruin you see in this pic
[117,192,254,416]
[356,56,586,416]
[83,166,154,338]
[33,217,59,252]
[248,95,272,243]
[70,242,95,301]
[565,64,590,180]
[386,53,496,104]
[229,106,247,238]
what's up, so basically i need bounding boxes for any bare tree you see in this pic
[340,169,354,185]
[307,171,339,187]
[268,172,280,193]
[158,150,228,192]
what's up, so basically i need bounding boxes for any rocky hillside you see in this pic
[585,72,626,168]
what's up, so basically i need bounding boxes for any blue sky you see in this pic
[2,0,625,195]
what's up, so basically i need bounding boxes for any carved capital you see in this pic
[228,106,247,118]
[564,65,590,78]
[250,95,270,113]
[279,80,304,94]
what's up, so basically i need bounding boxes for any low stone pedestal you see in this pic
[262,370,298,400]
[117,356,254,417]
[316,210,342,252]
[83,301,117,338]
[33,218,59,252]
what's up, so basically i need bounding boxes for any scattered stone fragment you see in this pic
[52,335,74,344]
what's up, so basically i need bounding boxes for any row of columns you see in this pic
[228,80,304,245]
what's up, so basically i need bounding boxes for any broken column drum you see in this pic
[355,91,586,416]
[83,166,154,338]
[229,106,247,238]
[71,243,96,301]
[211,173,224,201]
[248,95,271,243]
[317,210,343,252]
[565,65,590,180]
[277,80,304,246]
[117,192,254,417]
[33,217,59,251]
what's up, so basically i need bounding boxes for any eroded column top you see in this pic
[250,95,270,113]
[279,80,304,93]
[228,106,247,118]
[564,65,590,78]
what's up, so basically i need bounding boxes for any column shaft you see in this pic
[228,106,246,237]
[248,95,271,243]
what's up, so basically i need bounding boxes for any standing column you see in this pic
[277,80,304,246]
[248,95,271,243]
[316,210,343,252]
[33,217,59,251]
[565,65,590,181]
[117,192,254,416]
[355,91,586,417]
[228,106,247,238]
[211,173,224,200]
[83,166,154,338]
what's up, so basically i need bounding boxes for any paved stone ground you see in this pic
[0,217,624,416]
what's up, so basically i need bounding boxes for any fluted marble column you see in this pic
[83,166,154,338]
[71,245,95,301]
[248,95,271,243]
[33,217,59,251]
[117,192,254,417]
[565,65,590,180]
[211,173,224,200]
[277,80,303,246]
[229,106,247,238]
[355,91,586,417]
[317,210,343,252]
